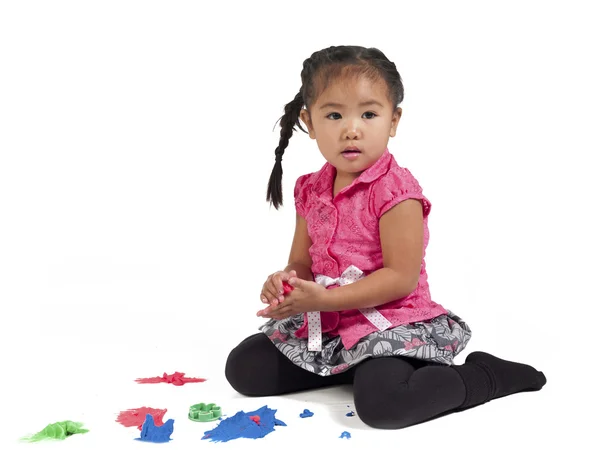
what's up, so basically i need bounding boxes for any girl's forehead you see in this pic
[314,75,390,106]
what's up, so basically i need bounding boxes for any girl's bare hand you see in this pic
[257,276,326,320]
[260,269,297,306]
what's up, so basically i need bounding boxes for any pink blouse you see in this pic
[293,148,448,349]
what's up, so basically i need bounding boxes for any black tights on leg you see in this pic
[353,357,466,429]
[225,333,354,396]
[225,334,546,429]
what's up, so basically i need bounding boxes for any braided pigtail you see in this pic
[266,89,306,209]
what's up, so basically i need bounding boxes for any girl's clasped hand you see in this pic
[257,270,326,320]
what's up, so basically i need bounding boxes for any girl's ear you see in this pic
[300,109,316,139]
[389,107,402,137]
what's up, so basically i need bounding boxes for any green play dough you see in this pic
[21,421,89,442]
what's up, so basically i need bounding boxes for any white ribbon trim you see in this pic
[307,265,392,351]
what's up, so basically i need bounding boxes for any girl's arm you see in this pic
[284,213,314,281]
[319,199,423,312]
[284,262,314,281]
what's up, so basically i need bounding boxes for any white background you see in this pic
[1,1,598,448]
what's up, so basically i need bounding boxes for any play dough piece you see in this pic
[299,409,314,418]
[135,371,206,385]
[21,421,89,442]
[282,281,294,294]
[202,405,286,442]
[116,407,167,430]
[136,414,174,443]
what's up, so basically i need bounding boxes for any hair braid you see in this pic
[266,89,306,209]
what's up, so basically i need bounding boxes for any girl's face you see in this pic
[300,75,401,182]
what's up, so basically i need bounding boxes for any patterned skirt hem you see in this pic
[259,311,471,377]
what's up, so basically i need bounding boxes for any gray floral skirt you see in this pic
[259,311,472,376]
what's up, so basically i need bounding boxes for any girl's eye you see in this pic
[325,112,377,120]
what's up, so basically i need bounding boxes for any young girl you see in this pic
[225,45,546,429]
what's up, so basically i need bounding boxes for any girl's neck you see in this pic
[333,170,360,197]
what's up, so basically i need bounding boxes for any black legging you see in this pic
[225,333,546,429]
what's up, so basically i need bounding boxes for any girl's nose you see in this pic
[344,119,361,139]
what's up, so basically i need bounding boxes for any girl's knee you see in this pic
[224,334,274,396]
[354,379,414,429]
[224,344,258,396]
[354,365,460,429]
[353,359,420,429]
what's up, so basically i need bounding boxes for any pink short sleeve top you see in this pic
[293,148,448,349]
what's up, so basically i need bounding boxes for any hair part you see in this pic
[266,46,404,209]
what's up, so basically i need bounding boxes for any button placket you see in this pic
[327,203,339,275]
[318,196,339,276]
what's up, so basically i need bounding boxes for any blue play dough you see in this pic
[202,405,286,443]
[340,431,351,439]
[136,414,174,443]
[299,409,314,418]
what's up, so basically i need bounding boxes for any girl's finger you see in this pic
[272,273,285,294]
[260,291,269,304]
[272,305,291,318]
[269,275,285,303]
[267,301,284,314]
[261,286,275,304]
[263,278,280,304]
[263,299,291,318]
[257,303,276,316]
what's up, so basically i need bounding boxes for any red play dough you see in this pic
[116,407,167,430]
[282,281,294,295]
[135,372,206,386]
[249,415,261,425]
